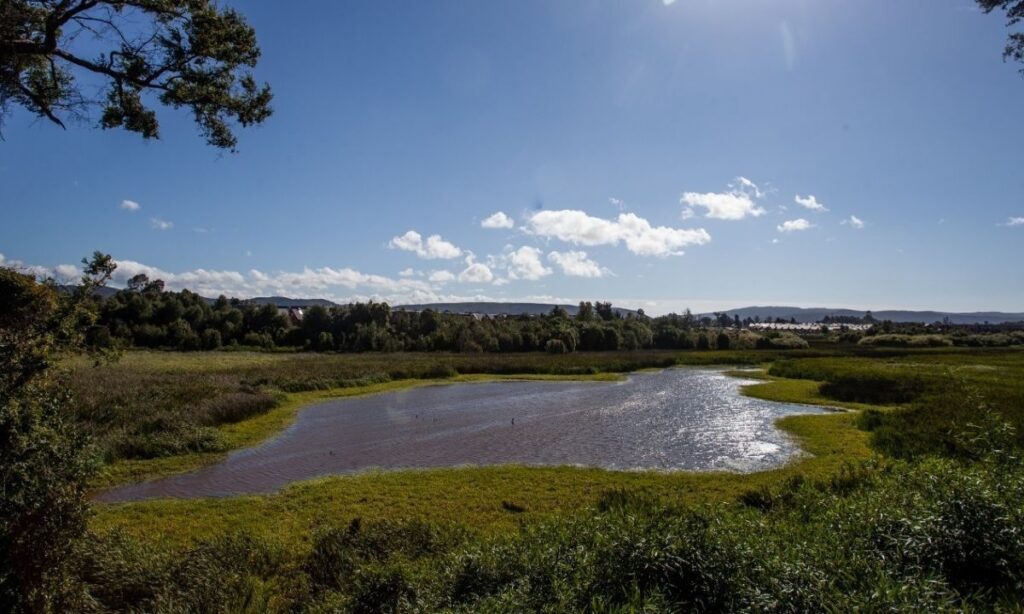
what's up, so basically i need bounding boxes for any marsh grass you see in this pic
[78,455,1024,612]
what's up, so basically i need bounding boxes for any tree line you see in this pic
[86,274,811,353]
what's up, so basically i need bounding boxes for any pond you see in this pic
[98,369,828,502]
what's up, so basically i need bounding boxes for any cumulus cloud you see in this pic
[777,218,814,233]
[680,177,767,220]
[548,250,606,278]
[398,268,417,277]
[0,251,625,308]
[120,199,140,212]
[481,211,514,229]
[150,218,173,230]
[98,256,505,304]
[525,210,710,257]
[0,253,51,278]
[458,262,494,283]
[794,194,828,212]
[388,230,462,259]
[506,246,552,280]
[842,215,865,229]
[54,264,81,281]
[428,270,456,283]
[1003,217,1024,227]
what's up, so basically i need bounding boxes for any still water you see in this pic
[99,369,827,502]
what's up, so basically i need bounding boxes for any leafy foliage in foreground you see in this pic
[0,256,112,612]
[74,454,1024,612]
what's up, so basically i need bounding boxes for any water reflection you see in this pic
[99,369,827,502]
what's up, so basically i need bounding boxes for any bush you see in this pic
[858,334,952,348]
[201,328,222,350]
[820,373,927,405]
[545,339,567,354]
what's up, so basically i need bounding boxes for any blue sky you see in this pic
[2,0,1022,314]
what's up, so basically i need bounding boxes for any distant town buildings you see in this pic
[748,322,871,332]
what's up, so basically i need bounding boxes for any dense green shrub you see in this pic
[545,338,567,354]
[70,454,1024,612]
[820,373,928,404]
[859,334,952,348]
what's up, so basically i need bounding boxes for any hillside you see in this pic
[699,306,1024,325]
[395,302,638,317]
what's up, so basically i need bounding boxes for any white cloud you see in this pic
[525,210,710,257]
[680,177,767,220]
[734,176,765,198]
[777,218,814,233]
[526,210,620,246]
[617,213,711,257]
[481,211,514,229]
[548,250,606,278]
[150,218,173,230]
[68,256,472,304]
[506,246,552,280]
[0,253,50,278]
[428,270,456,283]
[843,215,865,229]
[1004,217,1024,227]
[388,230,462,259]
[794,194,828,212]
[120,199,140,212]
[398,268,417,277]
[458,262,494,283]
[54,264,81,280]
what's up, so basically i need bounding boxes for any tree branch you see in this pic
[52,48,169,91]
[15,82,66,129]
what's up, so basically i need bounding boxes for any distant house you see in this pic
[277,306,305,324]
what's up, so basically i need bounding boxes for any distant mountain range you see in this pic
[394,302,639,317]
[696,306,1024,325]
[62,287,1022,323]
[244,296,338,307]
